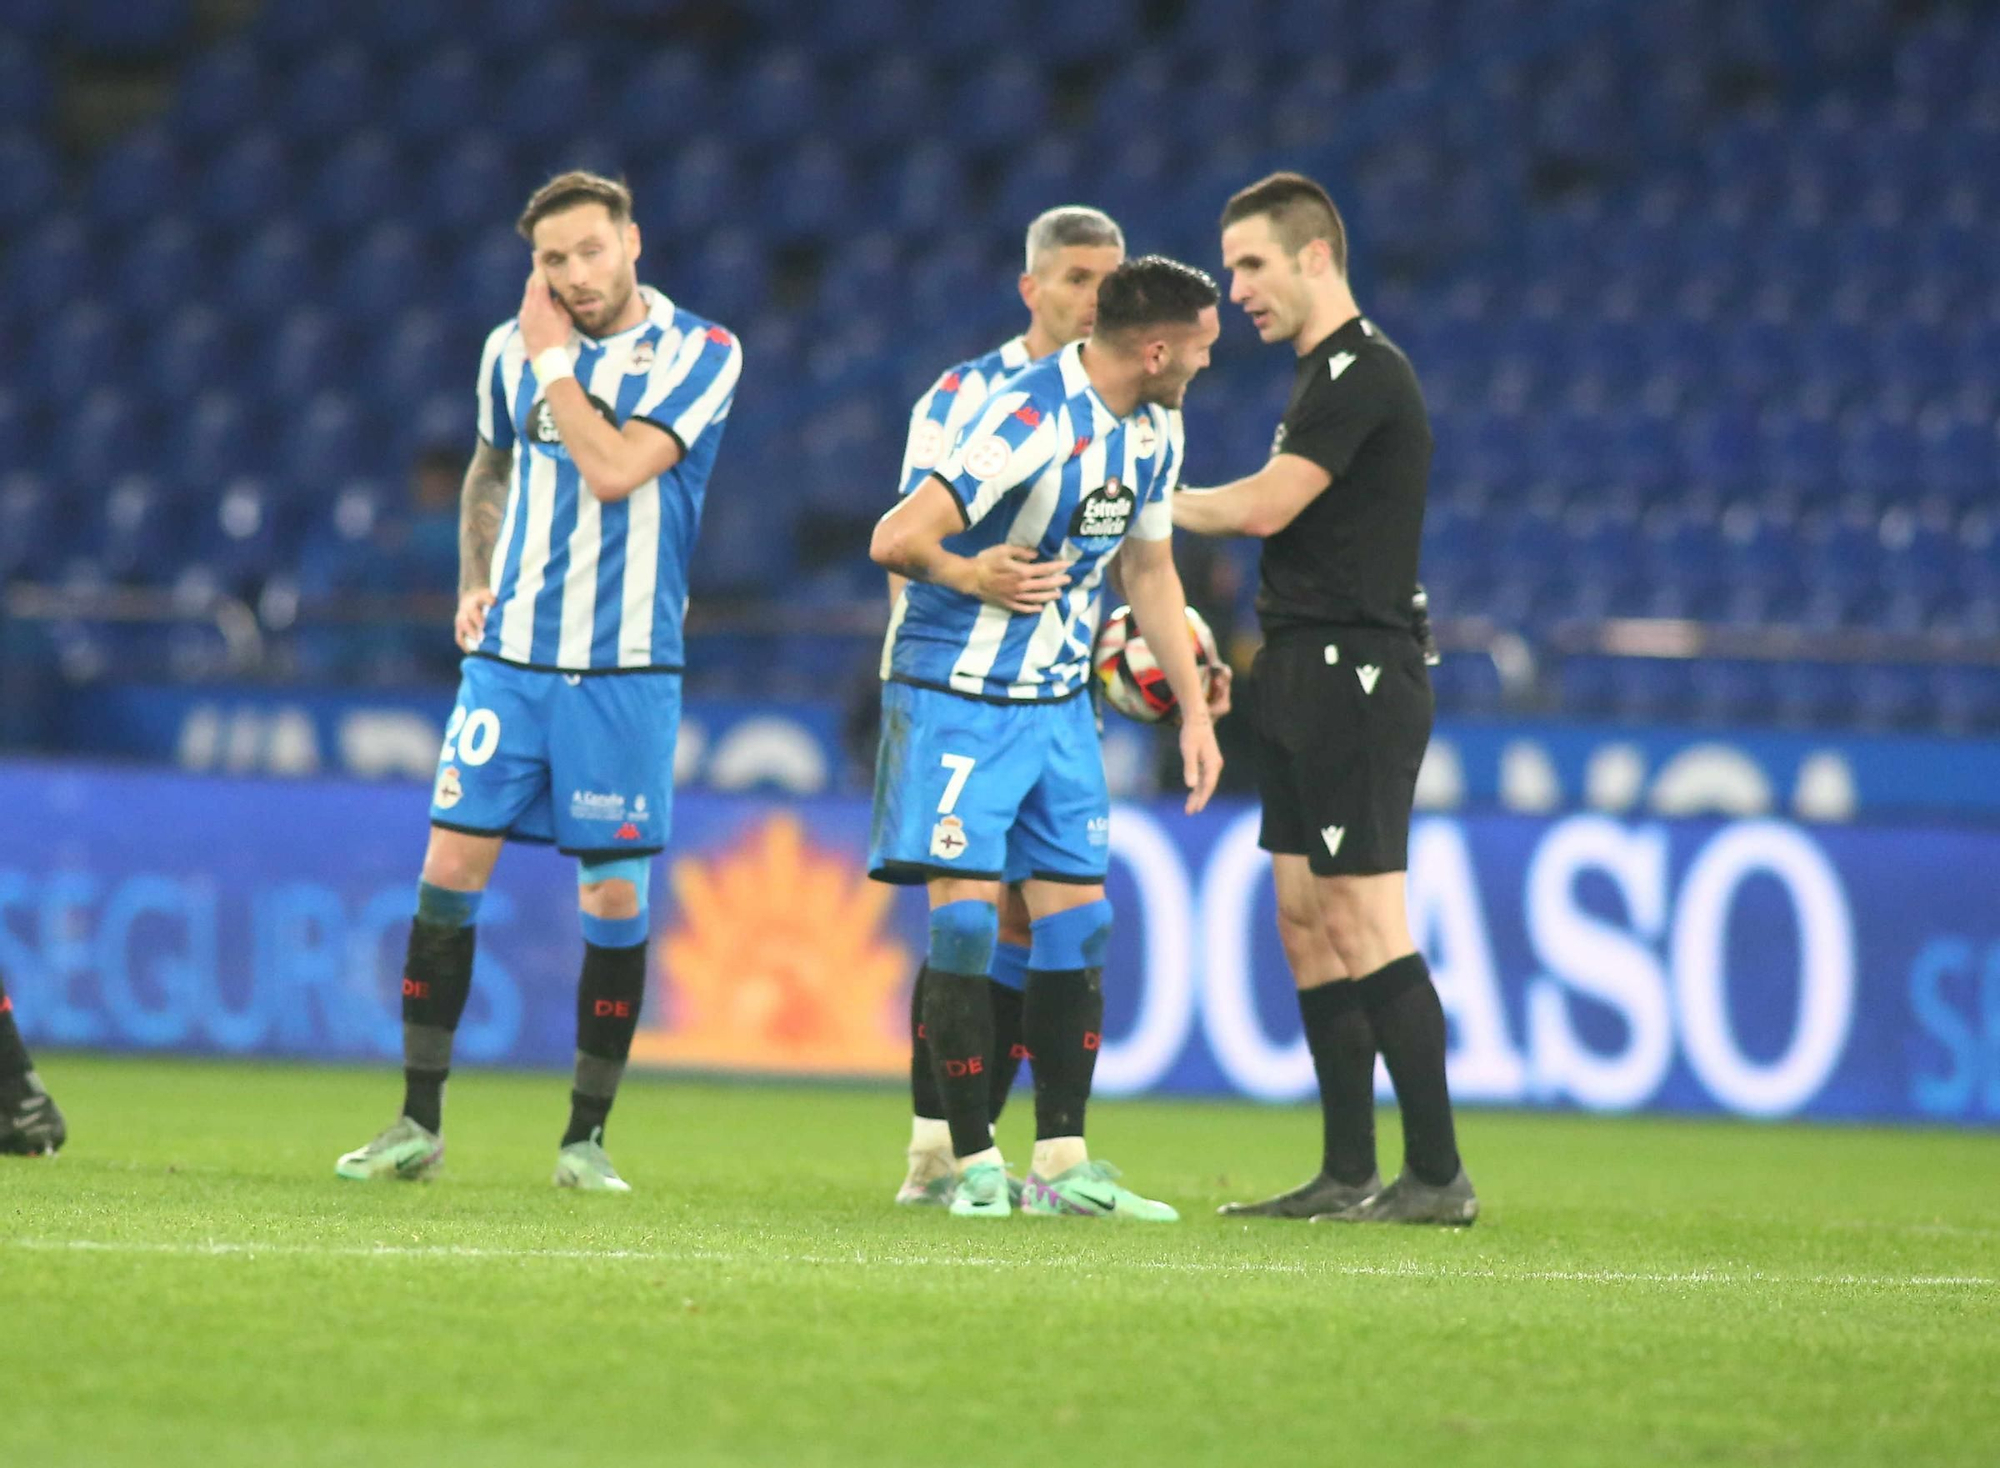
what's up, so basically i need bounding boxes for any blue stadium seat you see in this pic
[232,222,321,322]
[97,474,183,585]
[86,127,181,230]
[393,47,489,147]
[170,42,264,144]
[883,141,969,235]
[198,131,292,227]
[171,392,267,490]
[957,57,1051,153]
[736,50,820,149]
[1772,661,1852,729]
[0,472,59,580]
[263,309,355,411]
[0,37,51,130]
[422,135,516,240]
[67,0,190,59]
[1852,664,1932,731]
[307,133,409,235]
[335,224,434,322]
[0,132,55,232]
[145,306,231,410]
[765,141,854,245]
[617,51,717,149]
[279,46,378,145]
[114,218,200,319]
[1934,665,2000,734]
[252,0,343,61]
[803,0,903,64]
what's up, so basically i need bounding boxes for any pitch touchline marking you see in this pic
[4,1238,1992,1290]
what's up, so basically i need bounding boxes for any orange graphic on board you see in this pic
[629,813,912,1076]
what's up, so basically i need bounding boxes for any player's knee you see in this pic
[577,857,652,948]
[421,834,496,893]
[1029,897,1114,973]
[928,899,999,978]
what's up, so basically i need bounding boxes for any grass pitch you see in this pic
[4,1056,1996,1468]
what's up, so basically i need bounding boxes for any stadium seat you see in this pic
[279,46,379,146]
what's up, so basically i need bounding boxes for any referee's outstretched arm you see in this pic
[1170,455,1332,539]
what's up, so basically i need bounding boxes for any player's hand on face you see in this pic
[1204,663,1234,720]
[970,543,1070,615]
[1178,715,1223,815]
[518,272,571,355]
[455,588,497,651]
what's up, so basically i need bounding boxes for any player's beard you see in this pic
[575,272,637,336]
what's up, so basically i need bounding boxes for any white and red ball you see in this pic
[1093,604,1221,724]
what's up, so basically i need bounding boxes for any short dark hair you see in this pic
[516,170,633,241]
[1093,255,1220,338]
[1220,171,1348,275]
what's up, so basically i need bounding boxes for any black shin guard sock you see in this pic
[0,971,33,1085]
[921,969,995,1158]
[399,919,477,1133]
[1024,967,1103,1141]
[1297,981,1379,1186]
[908,965,945,1121]
[1359,953,1461,1186]
[987,979,1025,1123]
[565,940,648,1147]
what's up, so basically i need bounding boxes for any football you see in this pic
[1093,604,1222,724]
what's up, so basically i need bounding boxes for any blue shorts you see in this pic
[428,656,680,859]
[868,681,1110,886]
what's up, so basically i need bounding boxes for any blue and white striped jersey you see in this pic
[884,341,1184,703]
[474,285,742,672]
[898,335,1033,497]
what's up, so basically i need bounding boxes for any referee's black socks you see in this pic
[400,883,481,1134]
[1357,953,1461,1187]
[1296,980,1378,1187]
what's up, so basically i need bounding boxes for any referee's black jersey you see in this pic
[1258,315,1431,635]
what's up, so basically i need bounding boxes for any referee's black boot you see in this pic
[1218,1170,1381,1219]
[0,1071,66,1156]
[1311,1166,1477,1226]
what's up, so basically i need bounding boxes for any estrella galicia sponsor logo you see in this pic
[570,789,629,822]
[528,391,619,458]
[1068,479,1136,541]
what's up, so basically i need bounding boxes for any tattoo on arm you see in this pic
[458,441,512,593]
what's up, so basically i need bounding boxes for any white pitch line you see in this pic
[2,1237,1991,1291]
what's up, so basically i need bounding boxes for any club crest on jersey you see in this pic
[433,765,463,810]
[930,815,968,861]
[1131,415,1159,458]
[963,435,1013,480]
[909,419,949,471]
[1069,479,1136,541]
[527,390,619,457]
[626,339,656,373]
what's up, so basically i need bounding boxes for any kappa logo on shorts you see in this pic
[433,765,463,810]
[1357,665,1381,694]
[930,814,969,861]
[615,822,642,841]
[1068,479,1136,541]
[1321,825,1346,858]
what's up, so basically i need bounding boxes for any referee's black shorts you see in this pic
[1251,625,1432,878]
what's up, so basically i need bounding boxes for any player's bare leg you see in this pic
[1219,855,1380,1217]
[335,827,501,1181]
[1309,871,1475,1225]
[899,883,1030,1206]
[1015,880,1177,1222]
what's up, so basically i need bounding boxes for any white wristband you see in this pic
[532,347,573,385]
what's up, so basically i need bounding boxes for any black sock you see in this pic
[988,979,1025,1122]
[908,965,944,1122]
[1024,966,1103,1141]
[565,940,648,1147]
[1359,953,1461,1186]
[921,968,994,1158]
[400,919,476,1134]
[0,970,32,1082]
[1298,981,1378,1186]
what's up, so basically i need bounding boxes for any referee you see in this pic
[1173,172,1474,1225]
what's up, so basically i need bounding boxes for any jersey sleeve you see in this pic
[477,321,516,450]
[1278,350,1390,481]
[1128,408,1182,542]
[632,324,744,453]
[898,365,989,498]
[930,388,1060,528]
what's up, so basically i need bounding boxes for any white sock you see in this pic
[956,1145,1004,1172]
[1032,1136,1088,1178]
[910,1117,951,1153]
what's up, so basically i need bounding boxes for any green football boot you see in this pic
[554,1130,631,1192]
[947,1160,1012,1218]
[334,1116,443,1181]
[1020,1159,1179,1221]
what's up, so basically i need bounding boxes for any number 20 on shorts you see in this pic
[441,706,502,767]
